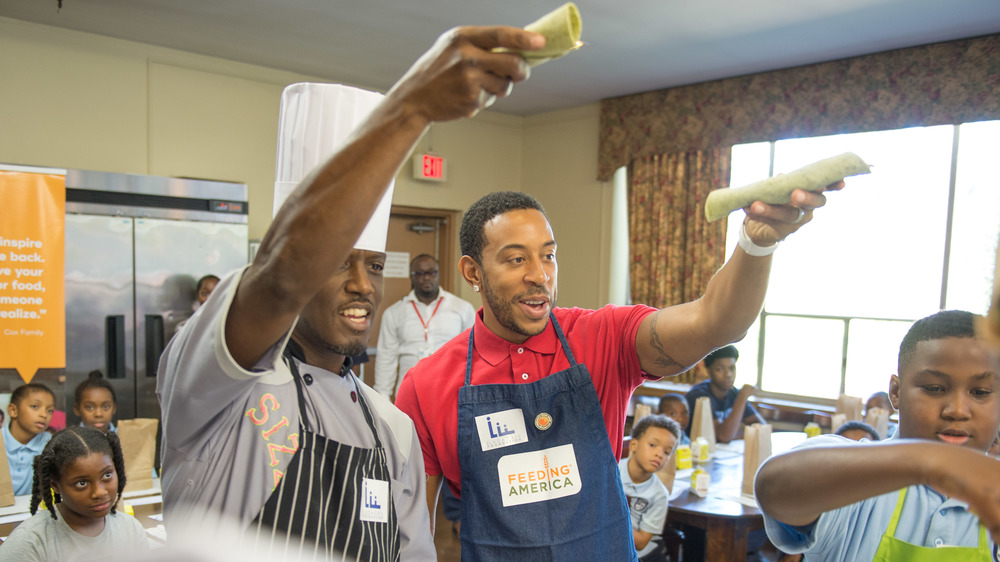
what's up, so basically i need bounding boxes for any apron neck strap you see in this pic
[281,342,383,449]
[465,324,476,386]
[549,313,577,366]
[885,487,907,537]
[464,312,578,387]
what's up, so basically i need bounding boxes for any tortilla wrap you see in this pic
[497,2,582,67]
[704,152,871,222]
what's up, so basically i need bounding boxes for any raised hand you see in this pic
[386,26,545,123]
[743,181,845,246]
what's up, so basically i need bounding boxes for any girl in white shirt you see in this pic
[0,426,148,561]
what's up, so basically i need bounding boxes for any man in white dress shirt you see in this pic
[375,254,475,399]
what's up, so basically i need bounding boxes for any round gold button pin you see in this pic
[534,412,553,430]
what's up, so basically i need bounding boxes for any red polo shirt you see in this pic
[395,304,657,497]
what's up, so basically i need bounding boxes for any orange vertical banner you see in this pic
[0,172,66,383]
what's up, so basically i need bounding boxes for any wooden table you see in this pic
[665,432,806,561]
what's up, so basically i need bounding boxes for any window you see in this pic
[727,121,1000,400]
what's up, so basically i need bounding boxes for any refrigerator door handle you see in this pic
[145,314,165,378]
[105,315,126,379]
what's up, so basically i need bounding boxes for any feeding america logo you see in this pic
[496,444,581,507]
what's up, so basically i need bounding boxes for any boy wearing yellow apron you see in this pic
[757,310,1000,561]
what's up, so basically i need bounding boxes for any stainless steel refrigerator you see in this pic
[63,169,249,423]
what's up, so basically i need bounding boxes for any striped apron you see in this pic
[248,347,400,561]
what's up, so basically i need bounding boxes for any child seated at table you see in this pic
[0,426,149,560]
[756,310,1000,560]
[4,383,55,495]
[865,390,897,437]
[620,414,680,562]
[833,420,880,442]
[864,391,892,415]
[73,370,117,434]
[657,393,690,445]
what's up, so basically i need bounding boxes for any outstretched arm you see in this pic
[635,185,843,377]
[226,27,544,369]
[755,439,1000,542]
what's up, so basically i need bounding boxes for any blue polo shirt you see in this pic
[762,434,995,559]
[3,424,52,496]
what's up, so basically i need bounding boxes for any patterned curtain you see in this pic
[629,149,730,383]
[598,34,1000,180]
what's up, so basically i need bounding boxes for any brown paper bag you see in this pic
[117,418,158,494]
[864,407,890,439]
[831,413,847,432]
[633,403,652,422]
[0,428,16,506]
[836,394,863,422]
[689,396,716,454]
[655,447,679,494]
[741,423,772,496]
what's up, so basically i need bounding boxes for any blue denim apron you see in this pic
[457,314,637,561]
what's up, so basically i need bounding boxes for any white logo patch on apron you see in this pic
[497,444,582,507]
[475,408,529,451]
[359,478,389,523]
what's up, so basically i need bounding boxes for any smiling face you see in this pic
[53,452,118,529]
[293,249,385,370]
[7,390,55,444]
[464,209,558,344]
[74,387,117,434]
[628,426,677,478]
[890,336,1000,452]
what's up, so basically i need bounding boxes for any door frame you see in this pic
[388,205,459,292]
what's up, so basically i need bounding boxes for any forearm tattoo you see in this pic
[648,311,682,369]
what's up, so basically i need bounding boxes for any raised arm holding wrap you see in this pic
[705,152,870,222]
[227,27,545,370]
[495,2,582,66]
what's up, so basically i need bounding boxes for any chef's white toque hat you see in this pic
[273,83,394,253]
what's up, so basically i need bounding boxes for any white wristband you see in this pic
[738,223,778,257]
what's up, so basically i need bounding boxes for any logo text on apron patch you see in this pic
[476,408,528,451]
[497,444,582,507]
[359,478,389,523]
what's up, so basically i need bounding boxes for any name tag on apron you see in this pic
[497,444,582,507]
[475,408,529,451]
[359,478,390,524]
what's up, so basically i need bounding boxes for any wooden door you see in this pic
[361,206,458,389]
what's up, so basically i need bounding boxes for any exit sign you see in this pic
[413,153,446,182]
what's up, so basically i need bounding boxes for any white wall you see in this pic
[521,105,613,309]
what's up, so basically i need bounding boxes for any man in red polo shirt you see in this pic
[395,187,841,559]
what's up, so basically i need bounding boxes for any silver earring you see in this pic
[473,285,479,292]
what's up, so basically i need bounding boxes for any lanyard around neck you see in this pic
[411,297,444,341]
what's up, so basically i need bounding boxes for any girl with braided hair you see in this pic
[0,426,149,561]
